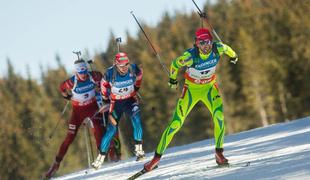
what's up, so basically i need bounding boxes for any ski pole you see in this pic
[49,101,70,139]
[192,0,223,42]
[84,126,94,167]
[130,11,170,77]
[87,125,94,162]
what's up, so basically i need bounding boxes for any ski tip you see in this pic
[127,165,159,180]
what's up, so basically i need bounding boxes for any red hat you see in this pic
[195,28,213,41]
[115,52,129,65]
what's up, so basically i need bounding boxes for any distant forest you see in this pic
[0,0,309,179]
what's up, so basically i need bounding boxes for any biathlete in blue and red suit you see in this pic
[44,59,120,179]
[92,52,145,169]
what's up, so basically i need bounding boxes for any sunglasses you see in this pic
[117,63,129,67]
[198,39,212,46]
[76,67,88,74]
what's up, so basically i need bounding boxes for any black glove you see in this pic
[199,12,207,19]
[63,94,72,100]
[230,57,238,64]
[134,85,140,92]
[168,78,178,89]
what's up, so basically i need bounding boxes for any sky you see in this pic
[55,116,310,180]
[0,0,206,79]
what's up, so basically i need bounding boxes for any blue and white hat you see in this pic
[74,60,88,74]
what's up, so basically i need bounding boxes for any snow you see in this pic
[55,117,310,180]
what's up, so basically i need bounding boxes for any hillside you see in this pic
[55,116,310,180]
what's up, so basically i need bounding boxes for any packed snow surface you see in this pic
[55,117,310,180]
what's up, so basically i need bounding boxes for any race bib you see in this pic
[111,84,135,96]
[187,67,216,80]
[72,89,96,102]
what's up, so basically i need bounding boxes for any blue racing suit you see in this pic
[99,64,143,153]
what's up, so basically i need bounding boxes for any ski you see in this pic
[127,165,158,180]
[204,161,250,170]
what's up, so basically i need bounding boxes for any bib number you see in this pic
[112,85,134,96]
[119,87,129,93]
[188,67,216,79]
[200,70,210,75]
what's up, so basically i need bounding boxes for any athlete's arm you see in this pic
[133,64,143,90]
[59,78,74,98]
[91,71,103,87]
[216,42,238,58]
[100,74,111,100]
[170,51,193,80]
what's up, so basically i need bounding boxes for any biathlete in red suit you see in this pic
[44,59,119,179]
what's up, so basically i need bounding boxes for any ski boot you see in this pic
[144,153,161,172]
[44,160,60,179]
[215,148,229,165]
[92,152,106,169]
[134,143,145,161]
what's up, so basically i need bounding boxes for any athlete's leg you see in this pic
[99,110,121,153]
[112,130,121,158]
[55,107,84,162]
[93,106,123,169]
[124,98,145,159]
[46,103,98,177]
[125,98,143,142]
[156,84,199,155]
[201,82,225,148]
[107,128,121,162]
[99,110,121,162]
[100,123,116,151]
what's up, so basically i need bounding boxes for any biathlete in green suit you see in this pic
[144,28,238,171]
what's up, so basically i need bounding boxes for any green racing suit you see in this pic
[156,42,237,155]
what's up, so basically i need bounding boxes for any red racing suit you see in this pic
[55,71,105,162]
